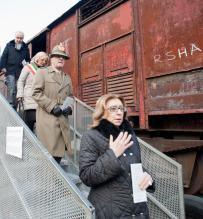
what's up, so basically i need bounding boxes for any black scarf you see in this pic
[94,119,134,140]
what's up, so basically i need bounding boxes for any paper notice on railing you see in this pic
[6,127,23,159]
[130,163,147,203]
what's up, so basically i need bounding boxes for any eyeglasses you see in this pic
[107,106,126,113]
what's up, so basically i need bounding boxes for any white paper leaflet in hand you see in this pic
[130,163,147,203]
[60,96,74,110]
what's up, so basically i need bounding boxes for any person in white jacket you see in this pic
[17,51,48,131]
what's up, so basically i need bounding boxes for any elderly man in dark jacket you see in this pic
[0,31,30,108]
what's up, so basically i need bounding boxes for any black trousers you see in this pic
[53,157,62,164]
[24,109,36,132]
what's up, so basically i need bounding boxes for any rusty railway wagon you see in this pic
[28,0,203,216]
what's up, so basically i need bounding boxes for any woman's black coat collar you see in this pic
[93,119,134,140]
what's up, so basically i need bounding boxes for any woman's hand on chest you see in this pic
[109,131,133,158]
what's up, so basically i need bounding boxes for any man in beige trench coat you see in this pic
[32,44,73,164]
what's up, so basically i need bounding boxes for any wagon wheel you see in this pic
[184,194,203,219]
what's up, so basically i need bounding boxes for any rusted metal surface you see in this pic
[142,0,203,122]
[29,0,203,123]
[107,72,135,107]
[184,151,203,194]
[80,47,103,106]
[79,1,136,108]
[173,152,196,188]
[104,34,134,77]
[82,80,103,107]
[141,138,203,153]
[148,114,203,131]
[147,70,203,113]
[81,47,102,83]
[139,0,203,78]
[79,1,133,52]
[79,0,119,23]
[104,34,137,108]
[49,13,79,96]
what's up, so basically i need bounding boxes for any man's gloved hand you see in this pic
[1,68,6,74]
[62,106,72,116]
[0,68,6,76]
[51,105,63,117]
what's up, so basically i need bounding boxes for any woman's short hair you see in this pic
[92,93,126,127]
[31,51,49,64]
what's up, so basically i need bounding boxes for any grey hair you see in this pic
[31,51,49,63]
[15,31,24,37]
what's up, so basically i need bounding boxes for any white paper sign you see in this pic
[6,127,23,159]
[131,163,147,203]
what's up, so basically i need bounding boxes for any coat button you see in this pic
[129,152,133,156]
[123,153,126,157]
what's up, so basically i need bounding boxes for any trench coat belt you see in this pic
[56,97,63,105]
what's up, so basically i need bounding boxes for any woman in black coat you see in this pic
[79,94,154,219]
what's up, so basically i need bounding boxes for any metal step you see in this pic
[60,159,90,198]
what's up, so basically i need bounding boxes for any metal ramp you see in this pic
[0,93,95,219]
[68,97,185,219]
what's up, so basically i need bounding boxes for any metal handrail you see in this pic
[0,93,95,219]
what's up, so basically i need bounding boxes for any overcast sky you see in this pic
[0,0,79,53]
